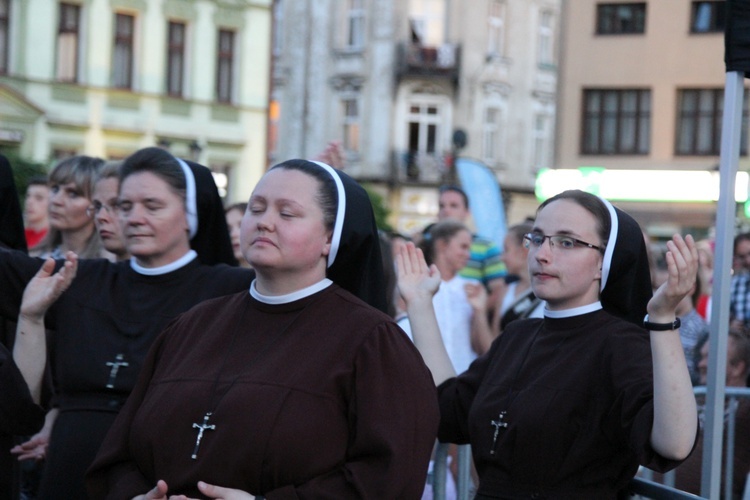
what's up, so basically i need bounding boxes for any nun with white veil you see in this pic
[86,159,440,500]
[396,189,699,499]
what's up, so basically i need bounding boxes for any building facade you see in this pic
[271,0,561,235]
[556,0,741,235]
[0,0,271,203]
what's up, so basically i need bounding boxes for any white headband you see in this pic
[175,157,198,239]
[311,161,345,268]
[598,196,618,292]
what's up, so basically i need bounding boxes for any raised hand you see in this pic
[396,242,456,384]
[647,234,698,321]
[314,141,344,169]
[396,242,441,306]
[464,281,488,314]
[20,252,78,321]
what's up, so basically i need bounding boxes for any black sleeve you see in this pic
[0,248,44,321]
[0,343,45,435]
[0,155,27,253]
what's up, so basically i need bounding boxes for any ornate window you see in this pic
[0,0,8,74]
[166,21,186,97]
[216,29,235,103]
[57,3,80,82]
[112,13,135,88]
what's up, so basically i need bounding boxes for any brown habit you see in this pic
[87,285,439,499]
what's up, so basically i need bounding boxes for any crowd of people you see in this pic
[0,141,745,499]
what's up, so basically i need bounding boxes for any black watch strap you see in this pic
[643,315,681,331]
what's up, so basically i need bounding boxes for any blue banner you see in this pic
[455,157,507,251]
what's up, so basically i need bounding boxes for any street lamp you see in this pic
[189,140,203,161]
[448,129,467,183]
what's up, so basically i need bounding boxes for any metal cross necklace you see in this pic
[190,302,310,460]
[105,353,129,389]
[489,323,546,456]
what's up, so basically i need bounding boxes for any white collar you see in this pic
[130,250,198,276]
[544,301,602,318]
[250,278,333,304]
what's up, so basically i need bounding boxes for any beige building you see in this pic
[556,0,740,234]
[271,0,561,235]
[0,0,271,203]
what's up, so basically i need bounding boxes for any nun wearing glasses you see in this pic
[397,189,699,499]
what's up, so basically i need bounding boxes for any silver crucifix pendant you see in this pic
[191,412,216,460]
[490,411,508,456]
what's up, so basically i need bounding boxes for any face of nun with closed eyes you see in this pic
[118,171,191,268]
[241,168,333,287]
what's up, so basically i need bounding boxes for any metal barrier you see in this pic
[429,387,750,499]
[627,478,705,499]
[430,444,473,500]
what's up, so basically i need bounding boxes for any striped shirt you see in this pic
[458,235,506,287]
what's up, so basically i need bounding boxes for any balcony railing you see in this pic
[396,42,461,85]
[391,149,453,184]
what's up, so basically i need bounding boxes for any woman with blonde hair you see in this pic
[35,155,107,259]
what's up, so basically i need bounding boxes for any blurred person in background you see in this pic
[34,156,108,260]
[493,222,545,334]
[694,238,714,322]
[733,232,750,275]
[224,202,251,268]
[667,327,750,499]
[437,185,506,309]
[88,161,129,261]
[23,177,49,255]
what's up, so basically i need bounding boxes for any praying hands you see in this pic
[135,480,255,500]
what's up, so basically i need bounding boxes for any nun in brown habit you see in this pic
[397,189,699,499]
[86,160,439,499]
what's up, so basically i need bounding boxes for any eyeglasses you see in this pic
[86,201,116,218]
[523,233,604,253]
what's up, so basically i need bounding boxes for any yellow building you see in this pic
[555,0,740,234]
[0,0,271,203]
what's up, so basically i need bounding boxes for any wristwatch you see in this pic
[643,314,681,331]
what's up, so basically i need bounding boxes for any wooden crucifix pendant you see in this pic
[490,411,508,456]
[191,412,216,460]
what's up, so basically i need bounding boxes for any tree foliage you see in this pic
[364,185,393,233]
[0,148,48,204]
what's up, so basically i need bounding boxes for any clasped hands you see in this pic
[135,480,255,500]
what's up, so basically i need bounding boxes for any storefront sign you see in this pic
[536,167,749,203]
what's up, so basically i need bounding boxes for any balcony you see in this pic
[390,149,453,184]
[396,42,461,87]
